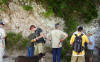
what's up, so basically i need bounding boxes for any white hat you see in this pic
[87,31,94,34]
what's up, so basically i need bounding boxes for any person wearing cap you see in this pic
[0,21,6,62]
[87,31,95,62]
[27,25,36,57]
[70,26,89,62]
[47,23,68,62]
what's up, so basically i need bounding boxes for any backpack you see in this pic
[73,34,84,53]
[35,28,46,43]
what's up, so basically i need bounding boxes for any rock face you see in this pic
[0,2,64,37]
[0,1,100,46]
[83,6,100,57]
[83,6,100,44]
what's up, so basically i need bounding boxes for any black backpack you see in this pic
[35,28,46,43]
[73,34,84,53]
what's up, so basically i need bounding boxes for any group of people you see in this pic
[27,23,95,62]
[0,20,95,62]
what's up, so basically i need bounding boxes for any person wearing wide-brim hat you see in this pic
[0,20,6,62]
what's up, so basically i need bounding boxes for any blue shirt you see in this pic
[88,36,95,50]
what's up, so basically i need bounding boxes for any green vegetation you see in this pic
[2,0,8,5]
[0,0,98,61]
[0,0,8,5]
[6,32,28,50]
[0,0,9,11]
[22,5,33,11]
[34,0,98,61]
[36,0,98,23]
[0,8,6,11]
[42,8,53,17]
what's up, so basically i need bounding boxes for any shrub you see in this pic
[22,5,33,11]
[6,32,28,50]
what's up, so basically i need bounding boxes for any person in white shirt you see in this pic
[47,23,68,62]
[87,31,95,62]
[0,21,6,62]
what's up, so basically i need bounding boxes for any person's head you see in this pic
[0,21,5,27]
[30,25,36,31]
[87,31,93,36]
[77,26,83,32]
[55,23,60,29]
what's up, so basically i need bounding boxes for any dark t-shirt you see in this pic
[35,28,45,43]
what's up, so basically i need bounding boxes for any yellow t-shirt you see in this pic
[70,32,89,56]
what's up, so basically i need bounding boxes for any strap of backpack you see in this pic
[75,34,83,37]
[75,34,77,37]
[79,34,83,37]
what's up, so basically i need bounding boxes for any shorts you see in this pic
[87,49,93,57]
[34,43,44,55]
[71,56,85,62]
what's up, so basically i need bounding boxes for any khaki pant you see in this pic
[71,56,85,62]
[34,43,44,55]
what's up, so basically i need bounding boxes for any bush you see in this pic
[0,8,6,11]
[42,7,53,17]
[2,0,8,5]
[22,5,33,11]
[6,32,28,50]
[35,0,98,60]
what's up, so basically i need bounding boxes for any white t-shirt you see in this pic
[0,27,6,57]
[0,27,6,47]
[48,29,66,48]
[88,36,95,50]
[0,27,6,39]
[73,31,85,34]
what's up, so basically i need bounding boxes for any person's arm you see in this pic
[60,33,68,42]
[34,28,44,41]
[70,35,75,46]
[58,31,68,47]
[85,35,89,44]
[2,30,6,48]
[46,33,51,41]
[35,32,43,40]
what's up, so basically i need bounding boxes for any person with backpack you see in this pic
[30,25,45,62]
[0,21,6,62]
[70,26,89,62]
[87,31,95,62]
[47,23,68,62]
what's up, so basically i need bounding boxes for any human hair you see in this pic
[78,26,83,32]
[30,25,36,30]
[55,23,59,29]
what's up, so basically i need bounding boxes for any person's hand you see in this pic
[60,39,64,42]
[89,42,93,45]
[2,45,5,48]
[31,39,36,42]
[57,44,60,48]
[33,39,37,42]
[36,37,39,40]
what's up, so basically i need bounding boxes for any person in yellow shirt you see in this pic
[70,26,89,62]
